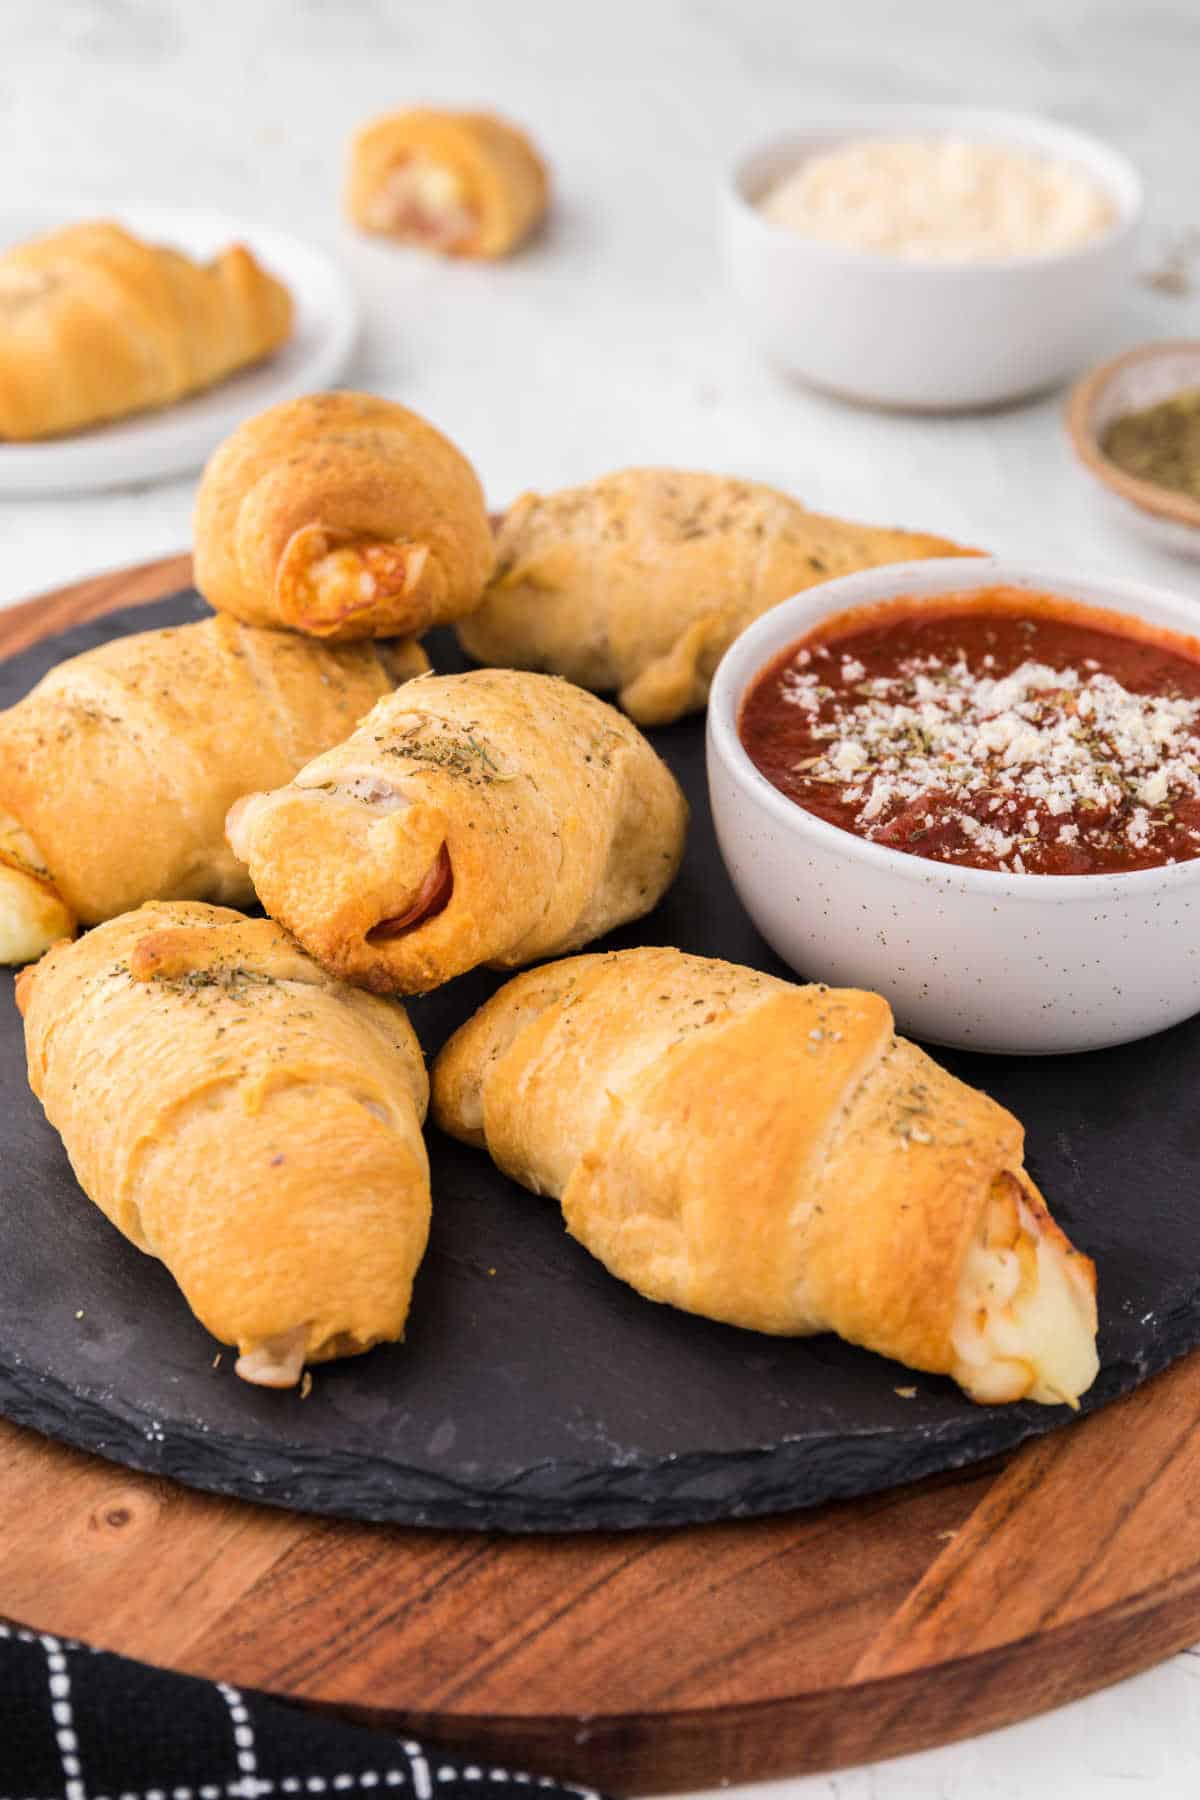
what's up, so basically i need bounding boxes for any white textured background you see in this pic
[2,0,1200,605]
[3,2,1200,1795]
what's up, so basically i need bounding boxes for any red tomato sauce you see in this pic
[738,589,1200,876]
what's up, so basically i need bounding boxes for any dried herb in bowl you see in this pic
[1101,388,1200,501]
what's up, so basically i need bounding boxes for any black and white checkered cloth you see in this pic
[0,1622,605,1800]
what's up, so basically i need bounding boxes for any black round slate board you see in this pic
[0,590,1195,1533]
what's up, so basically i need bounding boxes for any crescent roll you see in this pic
[17,904,430,1389]
[193,392,495,640]
[433,947,1100,1408]
[346,108,549,258]
[226,669,688,994]
[0,614,426,963]
[0,221,292,441]
[457,469,977,726]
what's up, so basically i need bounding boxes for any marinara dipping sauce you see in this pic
[738,587,1200,876]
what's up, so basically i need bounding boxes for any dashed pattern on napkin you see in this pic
[0,1623,602,1800]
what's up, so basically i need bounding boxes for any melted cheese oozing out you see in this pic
[304,543,428,619]
[951,1180,1098,1407]
[761,136,1115,262]
[235,1324,308,1389]
[0,808,74,964]
[367,156,478,250]
[312,548,380,607]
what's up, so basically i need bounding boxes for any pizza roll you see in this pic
[17,904,430,1388]
[0,221,292,441]
[226,669,688,994]
[433,947,1100,1408]
[457,469,977,725]
[346,108,548,258]
[0,613,426,962]
[194,392,495,641]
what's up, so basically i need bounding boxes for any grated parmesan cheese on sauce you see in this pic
[779,648,1200,874]
[760,136,1115,263]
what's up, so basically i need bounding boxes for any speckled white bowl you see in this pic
[707,557,1200,1055]
[721,107,1143,411]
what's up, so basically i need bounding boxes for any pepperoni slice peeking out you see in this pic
[369,844,453,941]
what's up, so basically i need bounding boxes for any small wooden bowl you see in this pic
[1066,340,1200,558]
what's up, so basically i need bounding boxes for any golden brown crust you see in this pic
[345,108,549,258]
[456,469,977,724]
[193,393,495,640]
[19,903,430,1382]
[0,613,424,928]
[226,669,688,994]
[0,222,293,440]
[432,947,1091,1387]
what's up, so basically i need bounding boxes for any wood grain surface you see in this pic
[3,557,1200,1795]
[0,553,193,657]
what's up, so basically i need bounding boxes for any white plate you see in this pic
[0,205,359,494]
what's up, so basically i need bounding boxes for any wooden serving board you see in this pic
[3,558,1200,1794]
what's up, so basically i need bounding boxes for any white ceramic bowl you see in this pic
[721,107,1143,411]
[707,557,1200,1055]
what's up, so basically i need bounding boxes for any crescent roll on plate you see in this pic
[456,469,977,726]
[346,108,549,258]
[0,221,292,441]
[193,392,495,640]
[433,947,1100,1408]
[0,614,427,964]
[227,669,688,994]
[17,904,430,1389]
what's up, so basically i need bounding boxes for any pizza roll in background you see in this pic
[227,668,688,994]
[456,468,977,725]
[193,392,495,641]
[0,613,427,963]
[433,946,1100,1409]
[17,904,431,1389]
[0,221,292,441]
[346,108,549,259]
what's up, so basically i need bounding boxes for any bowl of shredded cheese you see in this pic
[722,107,1142,410]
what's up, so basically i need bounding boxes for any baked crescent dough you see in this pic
[0,221,292,441]
[457,469,977,725]
[17,903,430,1388]
[194,393,495,640]
[0,613,426,959]
[346,108,549,258]
[226,669,688,993]
[433,947,1100,1408]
